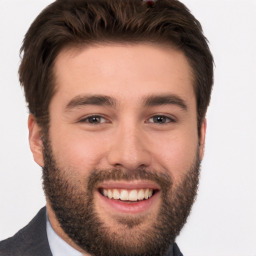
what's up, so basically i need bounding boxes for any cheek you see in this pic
[49,127,107,172]
[151,131,198,179]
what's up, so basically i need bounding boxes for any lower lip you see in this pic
[96,191,160,214]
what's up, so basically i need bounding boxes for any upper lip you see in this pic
[97,180,160,190]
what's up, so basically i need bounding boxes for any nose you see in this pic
[107,124,152,170]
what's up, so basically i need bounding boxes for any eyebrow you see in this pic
[143,94,188,110]
[65,93,188,111]
[65,95,116,110]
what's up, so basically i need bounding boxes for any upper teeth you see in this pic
[102,188,153,201]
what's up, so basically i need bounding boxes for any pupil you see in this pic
[155,116,165,123]
[89,117,99,123]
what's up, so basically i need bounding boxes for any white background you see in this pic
[0,1,255,255]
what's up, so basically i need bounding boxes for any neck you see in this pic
[46,201,91,255]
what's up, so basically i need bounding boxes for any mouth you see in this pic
[99,188,155,202]
[96,181,161,214]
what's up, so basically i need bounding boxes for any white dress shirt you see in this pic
[46,215,84,256]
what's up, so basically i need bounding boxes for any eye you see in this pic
[79,115,107,124]
[148,115,175,124]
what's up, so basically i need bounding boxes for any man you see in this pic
[0,0,213,255]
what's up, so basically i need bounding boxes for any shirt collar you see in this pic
[46,214,84,256]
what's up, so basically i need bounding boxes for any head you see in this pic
[22,0,214,255]
[20,0,213,132]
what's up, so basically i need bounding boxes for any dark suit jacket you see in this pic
[0,207,183,256]
[0,207,52,256]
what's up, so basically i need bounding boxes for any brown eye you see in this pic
[80,115,106,124]
[88,116,101,123]
[149,115,174,124]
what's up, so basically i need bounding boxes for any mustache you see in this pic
[87,168,173,194]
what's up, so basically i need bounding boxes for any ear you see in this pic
[28,114,44,167]
[199,118,207,161]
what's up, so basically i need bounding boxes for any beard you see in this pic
[42,136,200,256]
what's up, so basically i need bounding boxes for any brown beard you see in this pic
[42,135,200,256]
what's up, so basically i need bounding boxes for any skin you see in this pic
[28,43,206,253]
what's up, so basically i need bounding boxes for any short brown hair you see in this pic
[19,0,213,132]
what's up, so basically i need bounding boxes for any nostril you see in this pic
[113,163,122,168]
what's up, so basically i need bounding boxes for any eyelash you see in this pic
[147,115,176,124]
[79,115,108,124]
[79,114,176,125]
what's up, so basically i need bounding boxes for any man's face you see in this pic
[29,43,206,255]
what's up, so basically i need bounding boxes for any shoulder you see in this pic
[165,242,183,256]
[0,207,52,256]
[174,243,184,256]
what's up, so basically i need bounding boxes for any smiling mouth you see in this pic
[99,188,158,202]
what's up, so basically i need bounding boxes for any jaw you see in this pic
[46,201,86,254]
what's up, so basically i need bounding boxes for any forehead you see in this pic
[52,43,195,107]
